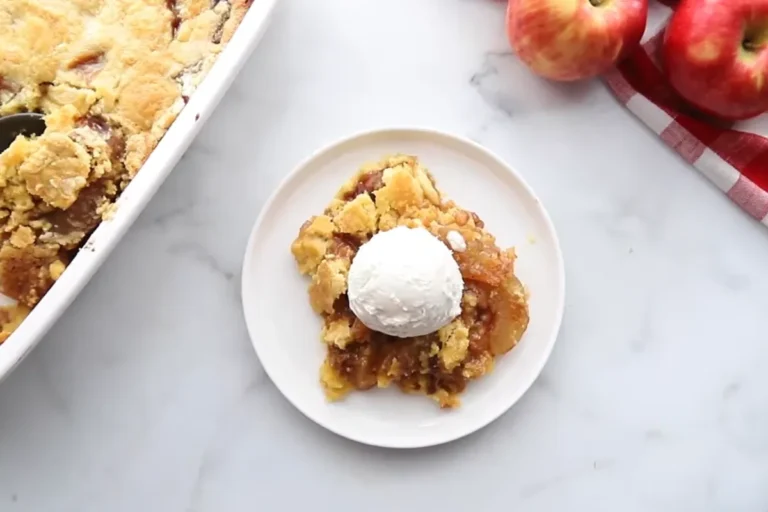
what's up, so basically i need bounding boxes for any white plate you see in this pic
[241,128,565,448]
[0,0,278,382]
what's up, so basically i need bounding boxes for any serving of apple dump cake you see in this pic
[291,155,530,408]
[0,0,253,342]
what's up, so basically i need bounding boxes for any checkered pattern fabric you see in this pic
[602,0,768,226]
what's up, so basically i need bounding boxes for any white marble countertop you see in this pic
[2,1,768,510]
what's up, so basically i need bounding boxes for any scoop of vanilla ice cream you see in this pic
[347,226,464,338]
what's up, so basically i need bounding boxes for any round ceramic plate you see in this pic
[241,128,565,448]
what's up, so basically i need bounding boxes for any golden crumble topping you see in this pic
[291,155,530,408]
[0,0,253,342]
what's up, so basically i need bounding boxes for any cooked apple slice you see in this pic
[454,237,511,287]
[489,273,529,355]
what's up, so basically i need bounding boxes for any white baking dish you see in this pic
[0,0,279,382]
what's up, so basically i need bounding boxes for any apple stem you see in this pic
[588,0,603,5]
[743,27,767,52]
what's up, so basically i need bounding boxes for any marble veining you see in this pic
[0,0,767,510]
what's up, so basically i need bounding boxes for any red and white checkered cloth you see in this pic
[603,0,768,227]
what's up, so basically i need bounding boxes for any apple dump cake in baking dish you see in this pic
[291,155,530,408]
[0,0,256,342]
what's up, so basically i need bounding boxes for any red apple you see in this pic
[663,0,768,120]
[506,0,648,82]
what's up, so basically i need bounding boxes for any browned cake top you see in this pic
[0,0,252,342]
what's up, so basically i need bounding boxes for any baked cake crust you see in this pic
[291,155,530,408]
[0,0,253,342]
